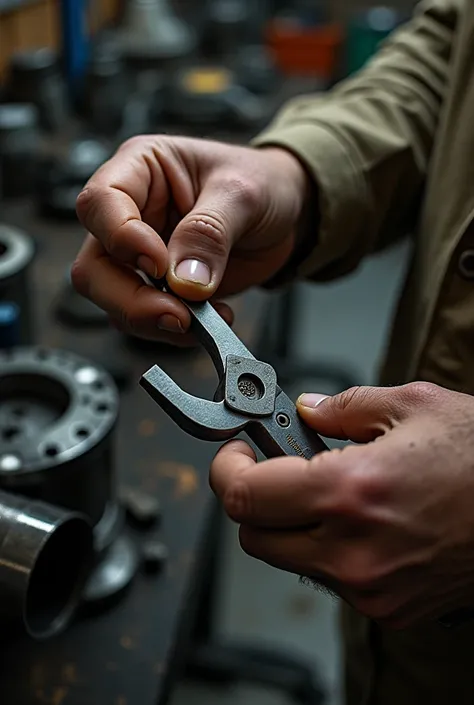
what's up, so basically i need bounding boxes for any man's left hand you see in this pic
[210,382,474,629]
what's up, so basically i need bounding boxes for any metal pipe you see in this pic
[0,490,93,640]
[0,346,138,611]
[0,346,120,550]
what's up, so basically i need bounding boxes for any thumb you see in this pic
[296,384,430,443]
[166,177,255,300]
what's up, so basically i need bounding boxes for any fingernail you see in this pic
[157,314,184,334]
[298,393,329,408]
[175,259,211,286]
[137,255,157,278]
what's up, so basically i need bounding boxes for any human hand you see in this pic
[210,382,474,629]
[72,135,308,344]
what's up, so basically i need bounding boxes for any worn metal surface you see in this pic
[0,200,264,705]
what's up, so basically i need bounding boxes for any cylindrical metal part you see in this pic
[4,48,69,132]
[205,0,253,57]
[39,139,112,219]
[0,104,42,199]
[0,490,93,639]
[0,347,120,554]
[84,41,129,136]
[119,0,196,61]
[0,225,35,345]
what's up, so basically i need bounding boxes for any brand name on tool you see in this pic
[286,434,311,459]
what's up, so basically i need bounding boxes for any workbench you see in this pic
[0,198,264,705]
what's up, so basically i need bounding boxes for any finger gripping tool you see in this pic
[139,281,474,629]
[139,279,329,460]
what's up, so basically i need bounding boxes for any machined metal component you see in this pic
[83,535,138,605]
[4,48,69,133]
[120,485,161,528]
[204,0,254,57]
[0,347,139,628]
[39,139,112,219]
[0,104,42,199]
[119,0,196,61]
[140,280,329,460]
[84,40,130,136]
[0,224,36,346]
[142,540,168,574]
[0,490,93,639]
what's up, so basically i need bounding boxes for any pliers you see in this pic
[140,279,329,460]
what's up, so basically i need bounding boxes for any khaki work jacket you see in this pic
[254,3,474,703]
[255,0,473,394]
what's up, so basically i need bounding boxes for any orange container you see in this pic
[265,20,344,79]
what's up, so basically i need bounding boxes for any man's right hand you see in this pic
[72,135,309,344]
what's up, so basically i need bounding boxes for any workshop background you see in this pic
[0,2,415,705]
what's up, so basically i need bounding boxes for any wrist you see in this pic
[258,146,310,223]
[257,146,319,288]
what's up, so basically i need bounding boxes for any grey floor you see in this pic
[172,238,412,705]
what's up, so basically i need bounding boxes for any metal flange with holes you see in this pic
[0,224,35,346]
[0,347,138,609]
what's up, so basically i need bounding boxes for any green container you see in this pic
[347,6,404,75]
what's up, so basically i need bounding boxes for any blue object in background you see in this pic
[60,0,90,99]
[0,302,21,349]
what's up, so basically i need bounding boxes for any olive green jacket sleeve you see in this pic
[252,0,459,282]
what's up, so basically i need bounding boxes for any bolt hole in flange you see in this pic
[43,444,60,458]
[0,241,7,258]
[237,373,265,400]
[75,427,90,440]
[2,426,21,441]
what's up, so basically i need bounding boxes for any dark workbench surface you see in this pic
[0,199,264,705]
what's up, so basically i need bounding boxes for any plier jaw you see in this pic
[139,279,328,459]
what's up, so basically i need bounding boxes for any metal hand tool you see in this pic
[140,280,329,460]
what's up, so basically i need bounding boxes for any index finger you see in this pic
[76,138,169,278]
[210,440,338,529]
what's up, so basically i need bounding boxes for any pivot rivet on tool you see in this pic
[276,413,291,429]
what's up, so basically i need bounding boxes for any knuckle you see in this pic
[404,381,441,405]
[118,135,147,152]
[222,174,263,212]
[70,258,89,297]
[351,465,388,507]
[335,386,366,412]
[106,221,134,261]
[181,213,229,258]
[76,184,106,229]
[222,481,252,523]
[323,460,386,518]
